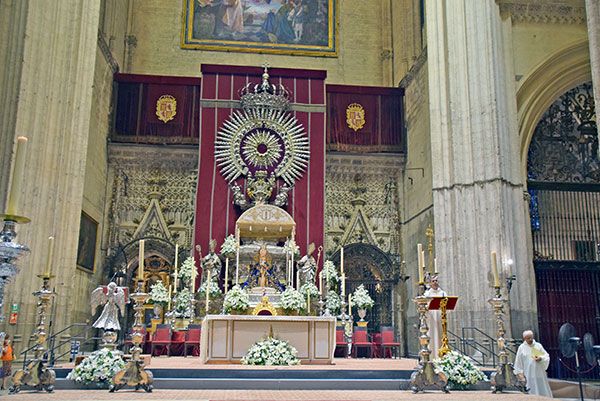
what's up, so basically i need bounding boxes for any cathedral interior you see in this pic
[0,0,599,382]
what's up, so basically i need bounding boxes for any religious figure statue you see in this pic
[256,245,273,288]
[297,242,317,286]
[202,239,222,281]
[423,276,446,359]
[90,282,127,331]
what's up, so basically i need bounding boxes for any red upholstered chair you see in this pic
[371,332,383,358]
[184,324,202,357]
[170,330,186,356]
[335,329,349,358]
[380,327,401,358]
[351,328,374,358]
[151,324,172,357]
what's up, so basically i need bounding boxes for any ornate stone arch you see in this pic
[518,39,592,180]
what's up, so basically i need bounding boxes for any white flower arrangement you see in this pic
[299,282,319,298]
[434,350,486,389]
[66,348,125,385]
[149,280,170,304]
[178,256,196,286]
[352,284,375,309]
[223,285,250,313]
[322,260,339,289]
[198,279,222,299]
[280,287,306,312]
[325,290,341,314]
[283,238,300,256]
[174,287,193,318]
[220,234,237,257]
[241,336,300,366]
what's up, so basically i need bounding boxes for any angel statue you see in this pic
[90,282,127,333]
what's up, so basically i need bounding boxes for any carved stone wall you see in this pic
[498,0,586,24]
[325,154,403,257]
[107,144,198,252]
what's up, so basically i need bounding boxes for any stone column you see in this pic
[586,0,600,152]
[3,1,101,343]
[426,0,537,338]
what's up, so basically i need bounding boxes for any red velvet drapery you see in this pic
[193,65,327,283]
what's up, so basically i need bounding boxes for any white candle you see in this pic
[306,291,310,314]
[296,270,300,291]
[45,236,54,276]
[340,247,344,275]
[138,240,145,280]
[168,285,172,310]
[341,273,346,296]
[235,232,240,285]
[225,257,229,294]
[491,251,500,288]
[348,294,352,315]
[174,244,179,291]
[5,136,28,216]
[319,271,323,296]
[434,257,438,275]
[205,270,210,313]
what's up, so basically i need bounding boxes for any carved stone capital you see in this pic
[497,0,586,24]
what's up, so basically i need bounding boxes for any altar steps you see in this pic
[52,368,417,390]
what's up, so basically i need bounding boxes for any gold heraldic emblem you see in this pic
[156,95,177,123]
[346,103,365,131]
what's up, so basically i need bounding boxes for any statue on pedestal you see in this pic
[246,245,284,291]
[297,243,317,286]
[202,239,222,282]
[90,282,127,348]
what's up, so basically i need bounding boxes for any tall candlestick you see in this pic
[340,247,344,275]
[225,257,229,293]
[138,240,145,280]
[5,136,28,216]
[45,236,54,276]
[491,251,500,288]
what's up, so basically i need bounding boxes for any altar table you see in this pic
[200,315,336,364]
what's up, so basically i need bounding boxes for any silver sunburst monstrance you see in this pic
[214,65,309,208]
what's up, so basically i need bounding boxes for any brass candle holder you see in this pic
[110,280,153,393]
[10,274,56,394]
[489,286,527,394]
[410,284,448,393]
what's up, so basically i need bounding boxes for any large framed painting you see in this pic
[181,0,338,57]
[76,211,98,273]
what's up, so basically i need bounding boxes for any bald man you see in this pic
[513,330,553,397]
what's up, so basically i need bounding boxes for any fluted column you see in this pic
[3,1,101,341]
[426,0,537,338]
[586,0,600,148]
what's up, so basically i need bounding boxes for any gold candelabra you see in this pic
[110,280,153,392]
[438,297,451,358]
[10,274,56,394]
[489,286,527,394]
[409,285,448,393]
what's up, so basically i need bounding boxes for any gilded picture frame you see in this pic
[76,211,98,273]
[181,0,338,57]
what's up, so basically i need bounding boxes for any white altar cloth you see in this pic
[200,314,336,364]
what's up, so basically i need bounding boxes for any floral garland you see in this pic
[223,285,250,313]
[174,287,193,318]
[434,350,486,389]
[149,280,170,304]
[280,287,306,311]
[241,336,300,366]
[325,290,341,314]
[352,284,374,309]
[220,234,237,257]
[198,279,222,299]
[178,256,196,286]
[299,282,319,298]
[66,348,125,385]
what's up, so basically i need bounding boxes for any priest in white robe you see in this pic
[424,276,446,359]
[513,330,553,398]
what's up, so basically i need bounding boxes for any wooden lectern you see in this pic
[428,296,458,358]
